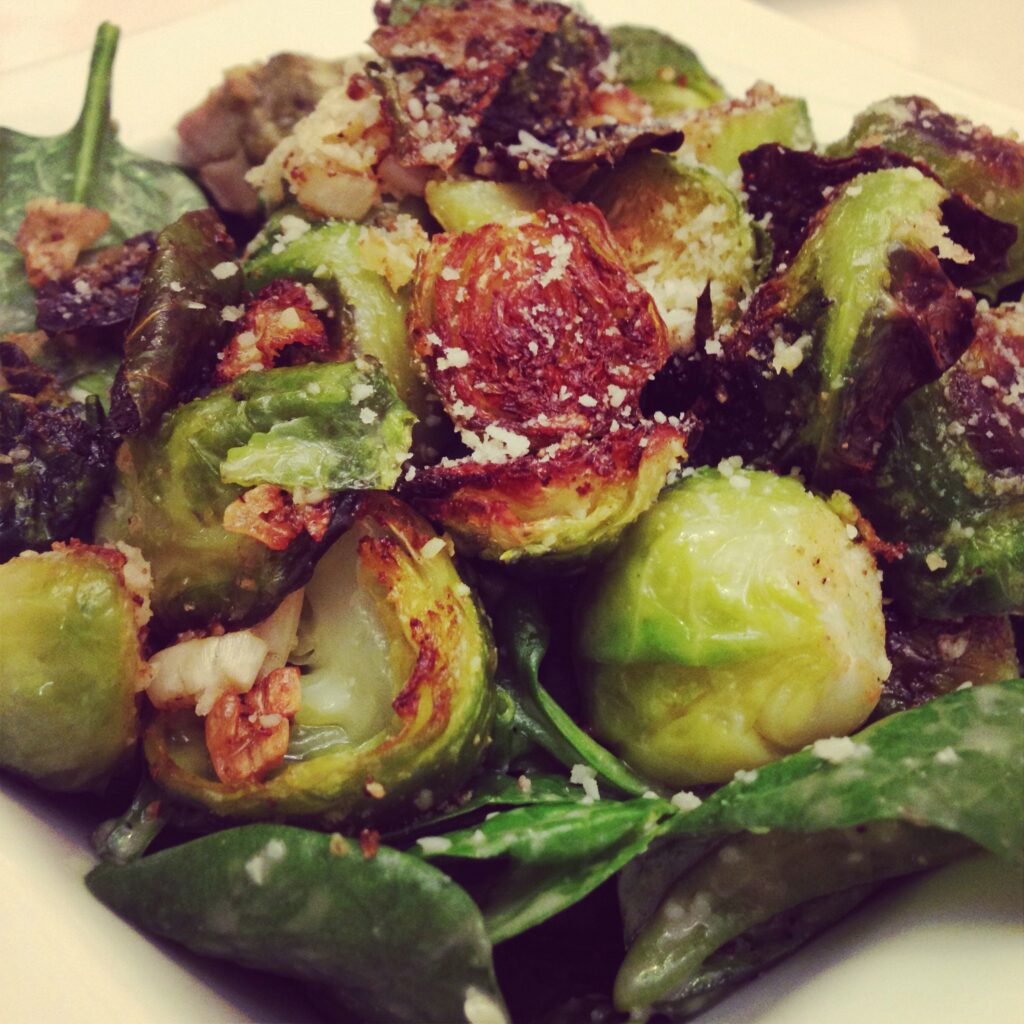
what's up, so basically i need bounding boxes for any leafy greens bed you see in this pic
[1,3,1022,1022]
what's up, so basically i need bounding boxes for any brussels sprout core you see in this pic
[578,469,890,785]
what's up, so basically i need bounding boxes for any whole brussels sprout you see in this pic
[0,542,149,791]
[577,468,890,786]
[143,495,496,826]
[97,359,413,636]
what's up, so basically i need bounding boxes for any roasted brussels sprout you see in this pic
[402,422,689,564]
[144,495,496,826]
[711,166,976,484]
[677,83,814,177]
[97,359,413,635]
[585,153,759,352]
[245,210,428,416]
[424,179,560,234]
[409,203,669,447]
[1,389,116,560]
[0,542,149,791]
[878,610,1019,717]
[578,468,890,785]
[828,96,1024,298]
[607,25,725,114]
[864,302,1024,617]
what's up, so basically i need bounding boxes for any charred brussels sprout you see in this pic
[409,204,669,447]
[0,389,116,560]
[715,166,976,484]
[578,468,890,786]
[585,153,759,352]
[829,96,1024,298]
[0,542,149,790]
[144,495,496,826]
[97,360,413,635]
[607,25,725,114]
[864,303,1024,617]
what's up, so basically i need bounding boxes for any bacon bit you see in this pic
[215,279,330,383]
[854,511,907,564]
[205,666,302,786]
[223,484,333,551]
[359,828,381,860]
[15,198,110,288]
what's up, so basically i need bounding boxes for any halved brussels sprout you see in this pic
[424,179,560,234]
[97,360,413,635]
[577,468,890,785]
[585,153,759,352]
[713,166,976,484]
[864,302,1024,617]
[409,203,669,446]
[0,542,149,791]
[828,96,1024,298]
[144,495,496,826]
[607,25,725,114]
[245,210,428,416]
[677,83,814,177]
[402,422,688,564]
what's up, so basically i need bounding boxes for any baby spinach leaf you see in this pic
[416,797,675,941]
[671,679,1024,861]
[495,589,654,797]
[87,824,506,1024]
[0,23,204,332]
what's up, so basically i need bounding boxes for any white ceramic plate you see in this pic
[1,2,1022,1021]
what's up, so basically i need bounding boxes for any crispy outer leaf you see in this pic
[107,209,242,435]
[87,824,506,1024]
[0,24,204,332]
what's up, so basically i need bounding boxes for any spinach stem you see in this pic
[71,22,119,203]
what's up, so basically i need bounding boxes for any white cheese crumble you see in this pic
[670,790,703,812]
[810,736,871,764]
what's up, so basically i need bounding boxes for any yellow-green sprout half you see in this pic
[578,468,890,785]
[144,495,496,827]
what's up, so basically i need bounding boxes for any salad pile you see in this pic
[1,2,1022,1021]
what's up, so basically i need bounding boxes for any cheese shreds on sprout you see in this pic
[417,836,453,854]
[464,986,510,1024]
[244,837,287,886]
[569,764,600,802]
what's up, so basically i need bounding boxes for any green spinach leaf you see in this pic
[0,23,204,332]
[87,824,506,1024]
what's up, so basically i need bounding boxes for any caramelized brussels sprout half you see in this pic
[585,153,759,352]
[0,543,148,791]
[678,83,814,176]
[144,495,496,826]
[245,211,427,416]
[829,96,1024,298]
[714,166,975,484]
[607,25,725,114]
[578,468,890,785]
[402,422,688,564]
[1,389,115,560]
[865,303,1024,617]
[97,360,413,635]
[410,204,669,446]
